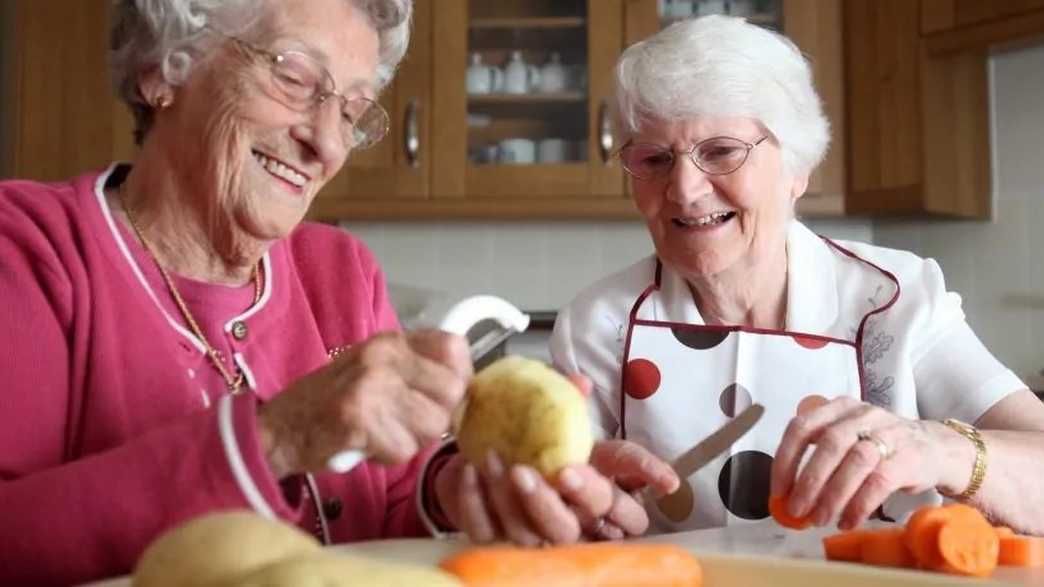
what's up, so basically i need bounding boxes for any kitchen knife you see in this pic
[670,402,765,479]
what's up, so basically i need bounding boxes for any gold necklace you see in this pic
[119,187,262,394]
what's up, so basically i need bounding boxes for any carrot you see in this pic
[994,526,1015,538]
[998,535,1044,567]
[768,494,813,530]
[823,530,869,562]
[905,503,988,569]
[936,518,1000,577]
[860,527,917,568]
[439,543,703,587]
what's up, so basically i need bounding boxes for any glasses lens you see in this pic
[694,137,750,175]
[342,98,389,149]
[269,52,322,104]
[620,143,674,179]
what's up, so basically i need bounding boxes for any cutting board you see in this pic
[82,521,1042,586]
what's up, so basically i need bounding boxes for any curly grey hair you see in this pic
[111,0,412,144]
[615,15,829,178]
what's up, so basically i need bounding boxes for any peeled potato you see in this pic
[223,552,461,587]
[455,356,593,477]
[132,511,322,587]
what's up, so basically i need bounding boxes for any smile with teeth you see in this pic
[252,151,308,188]
[674,211,736,227]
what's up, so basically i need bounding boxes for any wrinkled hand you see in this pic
[584,439,680,540]
[258,330,471,477]
[434,453,615,546]
[771,396,963,530]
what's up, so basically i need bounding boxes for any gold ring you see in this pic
[857,430,892,459]
[590,517,608,535]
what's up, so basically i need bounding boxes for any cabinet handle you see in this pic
[404,99,420,167]
[598,100,614,164]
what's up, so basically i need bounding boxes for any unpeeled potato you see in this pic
[132,511,322,587]
[223,552,461,587]
[455,356,593,477]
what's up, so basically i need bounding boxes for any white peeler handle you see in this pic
[327,295,529,473]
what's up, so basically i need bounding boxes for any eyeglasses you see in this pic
[226,34,389,150]
[618,136,768,180]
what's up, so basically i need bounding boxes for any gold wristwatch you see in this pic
[942,418,987,501]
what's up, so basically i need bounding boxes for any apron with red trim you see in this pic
[619,245,900,532]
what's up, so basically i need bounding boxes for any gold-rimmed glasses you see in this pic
[618,136,768,179]
[223,33,389,150]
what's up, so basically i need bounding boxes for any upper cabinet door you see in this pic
[431,0,626,204]
[311,0,433,217]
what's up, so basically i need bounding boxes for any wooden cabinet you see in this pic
[311,0,633,220]
[0,1,134,181]
[844,0,1044,219]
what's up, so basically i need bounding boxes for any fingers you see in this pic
[566,373,593,398]
[772,396,864,499]
[806,429,890,526]
[553,465,613,521]
[590,440,679,496]
[509,466,581,544]
[457,463,499,543]
[604,486,650,536]
[481,453,543,546]
[786,404,894,518]
[840,454,908,529]
[407,329,473,379]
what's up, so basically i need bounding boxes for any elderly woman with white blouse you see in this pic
[551,15,1044,538]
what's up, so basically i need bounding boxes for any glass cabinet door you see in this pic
[658,0,782,29]
[432,0,625,203]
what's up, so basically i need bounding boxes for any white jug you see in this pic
[466,52,504,95]
[504,50,540,94]
[538,52,569,93]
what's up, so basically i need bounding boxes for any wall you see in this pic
[875,43,1044,378]
[345,217,873,315]
[0,1,15,178]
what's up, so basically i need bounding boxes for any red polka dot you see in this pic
[624,359,661,400]
[792,335,829,349]
[796,394,829,417]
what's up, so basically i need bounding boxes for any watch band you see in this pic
[942,418,987,501]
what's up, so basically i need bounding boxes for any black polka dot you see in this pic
[718,383,752,417]
[718,450,774,520]
[671,328,730,350]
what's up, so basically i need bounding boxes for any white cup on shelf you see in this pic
[695,0,727,16]
[728,0,758,17]
[504,50,541,94]
[538,138,570,163]
[538,53,569,93]
[498,138,536,164]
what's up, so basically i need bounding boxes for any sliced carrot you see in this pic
[936,517,1000,577]
[823,530,869,562]
[905,505,953,569]
[440,542,703,587]
[860,527,917,568]
[768,494,813,530]
[998,535,1044,567]
[994,526,1015,538]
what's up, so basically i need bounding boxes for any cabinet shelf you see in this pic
[661,12,778,28]
[470,17,586,30]
[468,92,586,104]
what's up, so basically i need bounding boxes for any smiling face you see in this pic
[628,115,808,281]
[156,0,380,245]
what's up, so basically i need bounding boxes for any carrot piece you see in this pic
[768,494,813,530]
[860,527,917,568]
[440,543,703,587]
[936,518,1000,577]
[998,535,1044,567]
[823,530,869,562]
[905,503,986,569]
[994,526,1015,538]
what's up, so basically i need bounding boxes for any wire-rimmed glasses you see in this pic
[618,136,768,179]
[226,35,389,150]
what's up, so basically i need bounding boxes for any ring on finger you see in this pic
[857,430,892,459]
[589,516,607,535]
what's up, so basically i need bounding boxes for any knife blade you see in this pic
[670,402,765,479]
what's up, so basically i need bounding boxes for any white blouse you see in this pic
[551,221,1024,440]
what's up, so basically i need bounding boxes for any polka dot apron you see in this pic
[619,255,900,532]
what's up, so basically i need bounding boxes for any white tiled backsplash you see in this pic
[344,219,873,313]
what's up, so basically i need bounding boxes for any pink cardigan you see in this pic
[0,166,438,585]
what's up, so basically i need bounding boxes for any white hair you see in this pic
[615,15,829,177]
[110,0,412,144]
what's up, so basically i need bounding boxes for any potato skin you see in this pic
[223,553,462,587]
[456,356,593,477]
